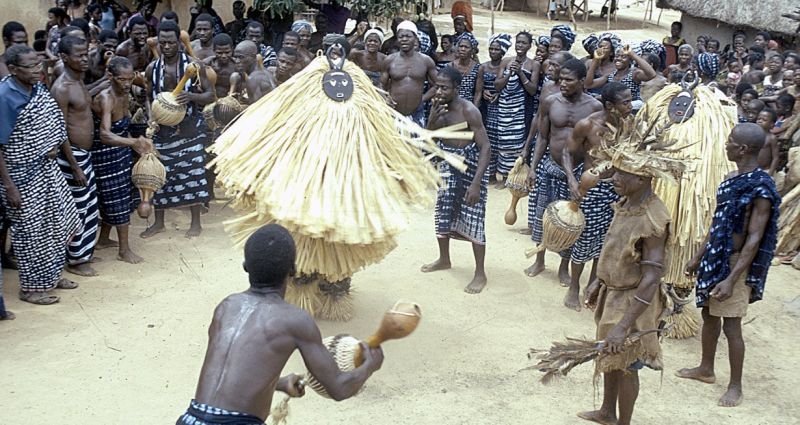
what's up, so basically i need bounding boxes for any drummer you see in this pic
[178,224,383,424]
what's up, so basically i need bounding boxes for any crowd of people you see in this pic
[1,1,799,424]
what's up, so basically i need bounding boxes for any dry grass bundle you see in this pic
[637,86,736,290]
[664,308,700,339]
[286,274,323,317]
[212,56,468,281]
[317,279,354,322]
[525,328,665,384]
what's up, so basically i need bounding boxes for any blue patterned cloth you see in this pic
[551,25,575,48]
[455,63,480,103]
[697,52,720,79]
[176,399,263,425]
[490,33,512,54]
[455,32,478,50]
[571,180,619,264]
[696,169,780,307]
[529,154,583,259]
[480,70,500,175]
[434,142,488,245]
[91,116,137,225]
[496,67,534,175]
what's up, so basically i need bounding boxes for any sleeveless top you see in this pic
[609,67,641,101]
[456,63,480,103]
[597,195,671,290]
[762,74,783,97]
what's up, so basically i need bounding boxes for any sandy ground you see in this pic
[3,4,800,425]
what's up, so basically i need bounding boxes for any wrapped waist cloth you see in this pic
[176,400,264,425]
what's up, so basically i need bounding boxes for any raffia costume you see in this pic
[594,195,670,373]
[211,51,467,321]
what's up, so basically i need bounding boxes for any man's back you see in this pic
[194,291,307,421]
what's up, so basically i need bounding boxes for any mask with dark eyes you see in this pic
[668,71,699,123]
[322,44,353,102]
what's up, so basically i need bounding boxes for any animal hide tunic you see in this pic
[594,195,670,373]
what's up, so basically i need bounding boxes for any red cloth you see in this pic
[451,1,474,32]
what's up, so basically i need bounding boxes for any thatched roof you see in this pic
[659,0,797,35]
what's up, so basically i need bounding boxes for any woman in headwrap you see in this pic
[448,32,480,103]
[550,24,575,49]
[697,52,721,85]
[475,33,512,178]
[348,28,386,88]
[346,18,371,50]
[581,34,600,62]
[494,31,541,186]
[451,1,473,35]
[291,19,315,64]
[606,46,657,111]
[585,36,619,97]
[535,35,550,64]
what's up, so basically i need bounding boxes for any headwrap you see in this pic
[698,52,720,78]
[455,31,478,50]
[291,20,312,34]
[582,33,599,54]
[418,30,433,55]
[396,20,418,36]
[537,35,550,48]
[364,28,384,45]
[451,1,474,32]
[598,32,621,50]
[550,24,575,48]
[489,33,512,55]
[634,39,666,68]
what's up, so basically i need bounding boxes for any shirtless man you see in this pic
[267,48,299,88]
[51,35,100,277]
[755,108,780,175]
[84,29,119,94]
[190,13,215,61]
[380,21,437,126]
[520,51,575,163]
[116,16,151,72]
[178,224,383,424]
[561,82,631,311]
[527,59,603,285]
[281,31,309,70]
[204,33,235,99]
[421,67,491,294]
[92,56,153,264]
[230,40,273,104]
[678,123,781,408]
[349,29,386,88]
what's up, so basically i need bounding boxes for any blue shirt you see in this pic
[0,78,32,145]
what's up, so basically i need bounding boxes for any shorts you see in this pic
[708,254,752,318]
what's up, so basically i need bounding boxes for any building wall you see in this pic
[680,14,799,51]
[7,1,54,39]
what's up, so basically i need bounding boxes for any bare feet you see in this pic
[464,272,487,294]
[95,238,119,249]
[0,311,16,320]
[140,224,166,239]
[577,410,617,425]
[718,385,743,407]
[564,287,581,311]
[66,263,98,277]
[117,249,144,264]
[524,261,545,277]
[421,258,451,273]
[518,228,532,235]
[675,367,716,384]
[558,268,571,287]
[185,225,202,238]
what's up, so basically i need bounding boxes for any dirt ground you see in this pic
[2,4,800,425]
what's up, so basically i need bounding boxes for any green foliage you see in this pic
[349,0,429,19]
[253,0,308,19]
